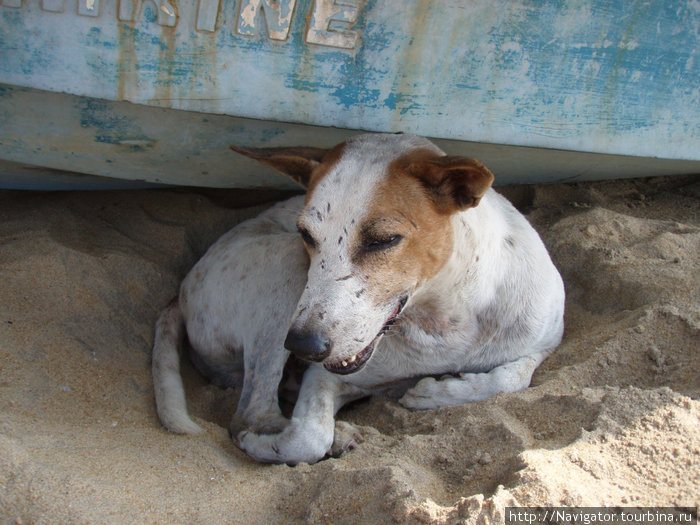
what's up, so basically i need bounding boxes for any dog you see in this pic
[152,133,565,465]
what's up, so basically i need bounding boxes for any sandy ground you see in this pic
[0,175,698,524]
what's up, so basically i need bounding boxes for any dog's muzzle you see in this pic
[284,329,332,362]
[284,295,408,374]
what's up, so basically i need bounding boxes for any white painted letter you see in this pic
[237,0,297,41]
[306,0,361,49]
[78,0,98,16]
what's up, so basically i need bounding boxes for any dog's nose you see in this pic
[284,329,332,362]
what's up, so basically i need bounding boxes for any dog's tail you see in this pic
[152,298,204,434]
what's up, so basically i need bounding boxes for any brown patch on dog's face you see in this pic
[350,154,455,302]
[350,148,494,304]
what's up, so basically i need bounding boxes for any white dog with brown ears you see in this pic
[152,133,565,465]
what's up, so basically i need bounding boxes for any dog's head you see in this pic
[232,133,493,374]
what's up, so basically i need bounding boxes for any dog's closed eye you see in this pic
[363,234,403,252]
[298,226,316,248]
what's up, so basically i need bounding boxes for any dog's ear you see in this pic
[230,145,329,188]
[407,156,495,213]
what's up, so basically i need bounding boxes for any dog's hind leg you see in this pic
[152,299,204,434]
[329,420,363,458]
[399,350,550,410]
[237,366,364,464]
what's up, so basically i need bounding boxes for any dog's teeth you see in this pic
[341,360,348,367]
[348,355,356,363]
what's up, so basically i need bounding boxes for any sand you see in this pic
[0,175,698,524]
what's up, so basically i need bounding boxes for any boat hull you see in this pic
[1,0,698,188]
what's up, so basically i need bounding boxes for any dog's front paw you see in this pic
[236,430,283,463]
[229,410,289,437]
[236,421,332,465]
[399,377,445,410]
[329,421,363,458]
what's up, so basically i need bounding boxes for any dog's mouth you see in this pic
[324,295,408,375]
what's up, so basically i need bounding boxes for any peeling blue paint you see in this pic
[0,0,698,161]
[76,98,154,151]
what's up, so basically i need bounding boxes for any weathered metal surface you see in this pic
[0,0,699,188]
[1,84,699,190]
